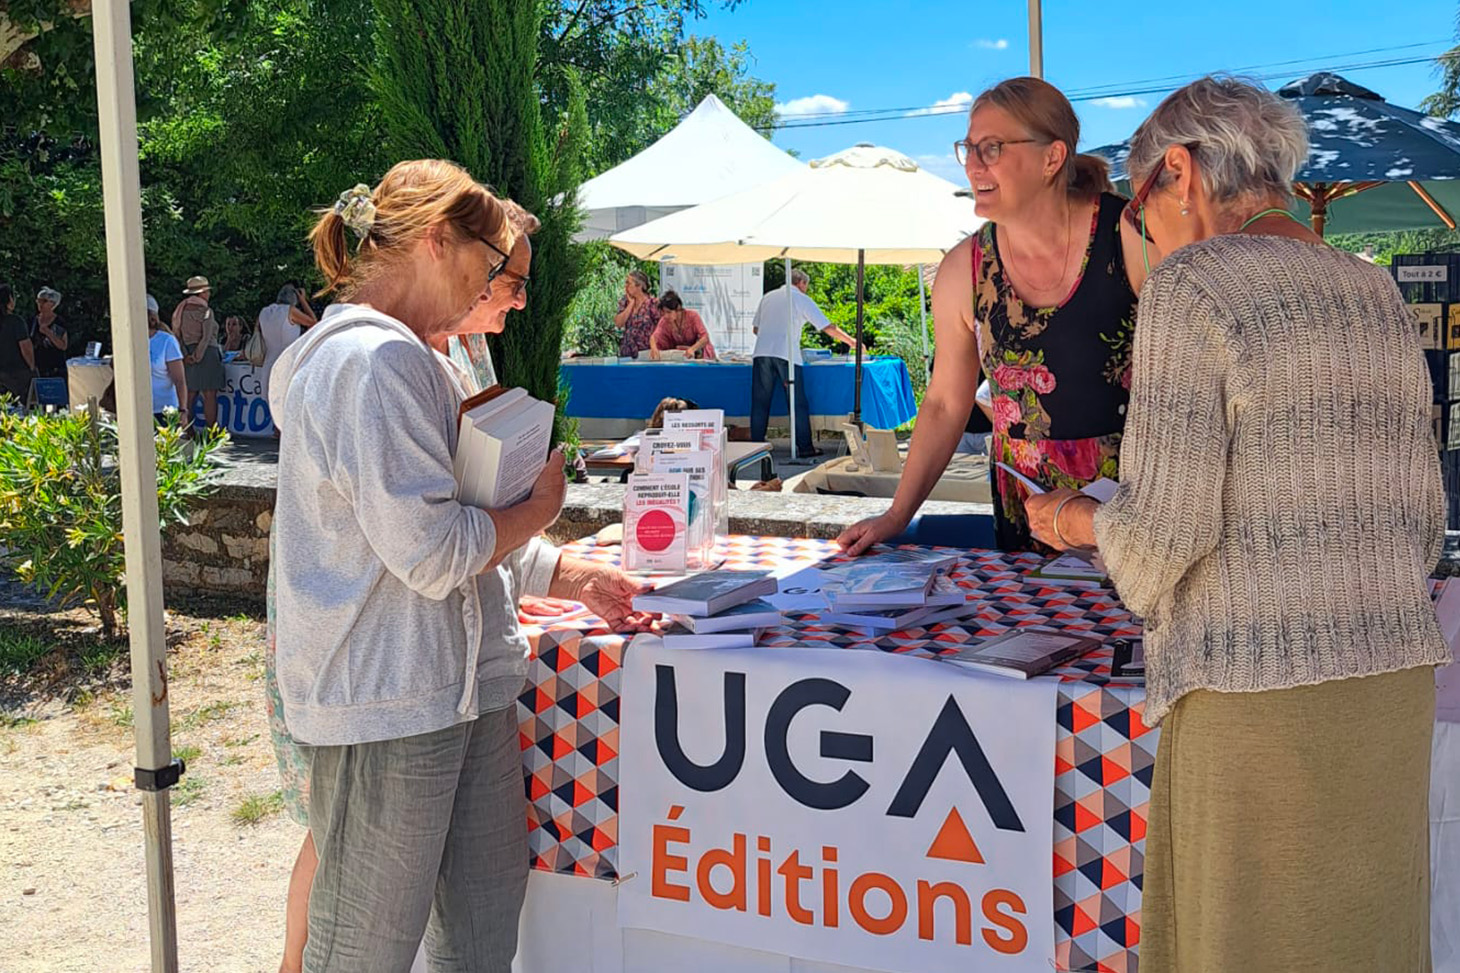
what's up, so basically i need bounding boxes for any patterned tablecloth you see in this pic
[518,536,1152,973]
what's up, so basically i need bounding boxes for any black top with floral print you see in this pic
[976,192,1136,443]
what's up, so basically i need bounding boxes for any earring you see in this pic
[1180,200,1190,216]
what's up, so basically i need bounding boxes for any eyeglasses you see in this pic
[1122,143,1200,243]
[478,235,511,284]
[953,137,1038,168]
[496,268,530,299]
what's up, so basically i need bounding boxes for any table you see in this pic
[513,535,1460,973]
[584,440,775,484]
[560,359,917,439]
[66,357,113,411]
[791,452,992,503]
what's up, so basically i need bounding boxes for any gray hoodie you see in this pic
[268,304,559,746]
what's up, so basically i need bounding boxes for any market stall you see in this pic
[560,358,917,439]
[505,535,1460,973]
[63,355,274,438]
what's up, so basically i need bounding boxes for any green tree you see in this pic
[643,35,776,138]
[372,0,586,432]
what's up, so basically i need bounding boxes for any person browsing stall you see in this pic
[0,283,36,401]
[29,287,69,377]
[1023,77,1449,973]
[649,290,714,360]
[267,161,653,973]
[839,77,1148,554]
[749,268,858,457]
[146,294,187,421]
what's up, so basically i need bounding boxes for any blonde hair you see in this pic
[310,159,516,300]
[971,77,1113,197]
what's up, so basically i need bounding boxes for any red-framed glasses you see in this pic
[1122,143,1200,242]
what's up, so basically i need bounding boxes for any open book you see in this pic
[453,385,555,509]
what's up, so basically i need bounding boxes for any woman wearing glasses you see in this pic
[267,160,652,971]
[439,199,538,393]
[840,76,1147,554]
[1026,78,1447,972]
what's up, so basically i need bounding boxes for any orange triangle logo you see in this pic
[926,807,985,864]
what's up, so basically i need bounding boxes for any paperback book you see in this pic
[669,599,782,634]
[623,472,691,573]
[633,570,777,616]
[940,628,1101,679]
[661,625,759,650]
[453,385,554,509]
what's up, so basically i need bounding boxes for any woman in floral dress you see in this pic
[613,269,659,358]
[840,76,1147,555]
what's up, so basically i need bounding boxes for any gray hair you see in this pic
[276,284,298,305]
[790,269,810,287]
[1126,76,1308,204]
[37,286,61,307]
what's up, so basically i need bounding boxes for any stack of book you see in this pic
[817,549,975,635]
[939,627,1102,679]
[1026,551,1108,588]
[633,570,780,649]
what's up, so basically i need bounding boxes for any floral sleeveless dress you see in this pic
[974,192,1137,551]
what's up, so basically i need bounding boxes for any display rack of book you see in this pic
[1394,252,1460,527]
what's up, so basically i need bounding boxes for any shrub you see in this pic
[563,244,638,358]
[0,408,227,636]
[874,314,935,404]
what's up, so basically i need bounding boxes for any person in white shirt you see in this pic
[749,268,858,456]
[146,294,187,421]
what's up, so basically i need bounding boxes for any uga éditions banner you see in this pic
[619,641,1058,973]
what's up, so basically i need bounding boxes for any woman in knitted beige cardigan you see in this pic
[1027,78,1450,973]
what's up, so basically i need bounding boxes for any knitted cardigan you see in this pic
[1093,234,1450,724]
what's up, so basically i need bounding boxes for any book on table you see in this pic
[828,575,966,612]
[940,627,1102,679]
[633,570,777,616]
[660,625,759,650]
[819,562,939,606]
[453,385,555,509]
[823,600,977,635]
[842,547,962,574]
[1026,551,1108,587]
[669,598,782,634]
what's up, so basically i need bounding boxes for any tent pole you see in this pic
[785,256,798,458]
[917,264,931,389]
[1027,0,1044,78]
[854,250,865,429]
[92,3,180,971]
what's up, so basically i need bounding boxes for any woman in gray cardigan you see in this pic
[270,161,653,972]
[1027,78,1449,972]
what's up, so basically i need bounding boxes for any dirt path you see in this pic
[0,596,299,972]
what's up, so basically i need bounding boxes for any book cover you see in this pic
[651,449,715,564]
[941,628,1101,679]
[635,431,701,473]
[820,562,938,603]
[454,387,552,509]
[623,473,691,572]
[633,570,776,615]
[1027,552,1108,587]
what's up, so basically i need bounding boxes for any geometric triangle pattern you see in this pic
[521,535,1156,969]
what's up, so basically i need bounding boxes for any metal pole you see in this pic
[853,250,865,429]
[784,256,798,458]
[1028,0,1044,78]
[916,264,931,388]
[92,2,180,970]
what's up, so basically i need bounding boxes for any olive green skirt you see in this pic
[1142,666,1435,973]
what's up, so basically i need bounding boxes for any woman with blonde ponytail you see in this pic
[264,159,652,972]
[841,77,1149,554]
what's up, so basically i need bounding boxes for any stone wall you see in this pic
[162,485,273,598]
[163,478,991,605]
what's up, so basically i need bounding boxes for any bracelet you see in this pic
[1051,494,1088,549]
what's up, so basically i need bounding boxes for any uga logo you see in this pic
[653,666,1024,830]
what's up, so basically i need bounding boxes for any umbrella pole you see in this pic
[854,249,865,429]
[917,264,931,388]
[92,2,181,971]
[1409,181,1457,230]
[1027,0,1044,78]
[785,256,798,459]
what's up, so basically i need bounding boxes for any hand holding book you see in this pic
[1024,488,1100,552]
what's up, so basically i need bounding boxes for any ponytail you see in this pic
[1069,153,1114,196]
[309,210,352,296]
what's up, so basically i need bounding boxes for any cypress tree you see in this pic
[371,0,584,434]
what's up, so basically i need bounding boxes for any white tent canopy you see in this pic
[574,93,803,241]
[609,143,982,265]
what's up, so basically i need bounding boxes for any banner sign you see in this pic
[191,361,273,438]
[661,263,764,356]
[620,640,1057,973]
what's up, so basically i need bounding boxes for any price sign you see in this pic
[1398,265,1449,283]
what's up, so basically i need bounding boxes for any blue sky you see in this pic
[697,0,1458,184]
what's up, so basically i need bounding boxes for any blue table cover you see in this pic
[559,357,917,430]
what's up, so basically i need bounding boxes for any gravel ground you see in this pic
[0,588,298,973]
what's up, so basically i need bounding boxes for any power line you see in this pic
[763,49,1460,131]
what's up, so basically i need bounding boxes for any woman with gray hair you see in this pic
[1024,76,1448,971]
[30,286,68,377]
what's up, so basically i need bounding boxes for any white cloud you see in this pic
[1089,96,1148,110]
[974,38,1010,50]
[774,94,850,118]
[907,91,975,118]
